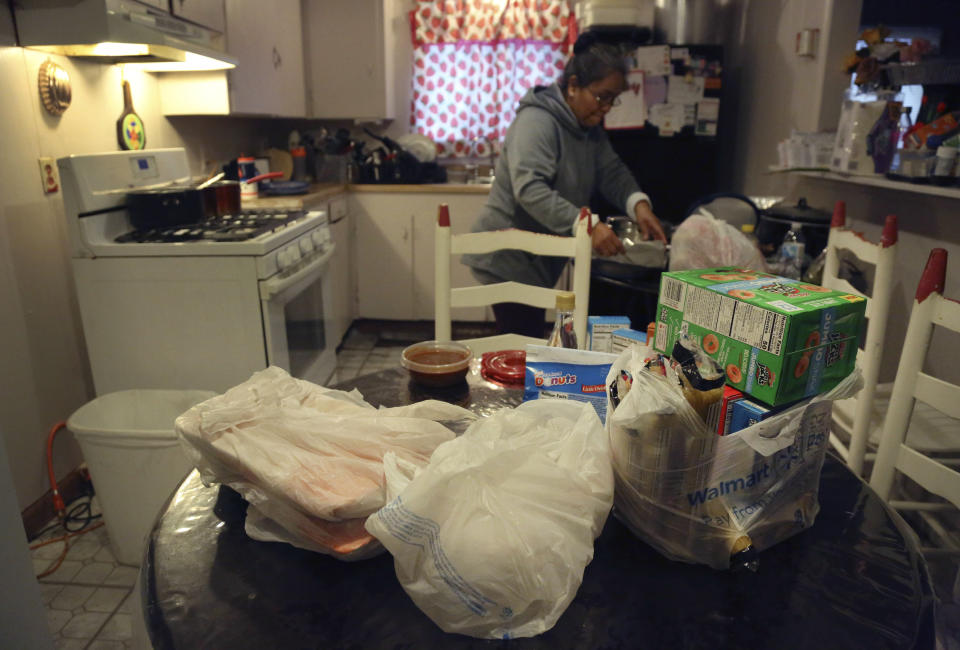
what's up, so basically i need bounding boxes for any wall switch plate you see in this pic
[39,157,60,194]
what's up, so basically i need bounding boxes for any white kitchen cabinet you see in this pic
[351,191,491,322]
[170,0,226,33]
[301,0,398,120]
[159,0,306,117]
[225,0,305,116]
[327,195,356,346]
[351,193,414,319]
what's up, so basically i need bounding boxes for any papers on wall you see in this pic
[604,70,646,130]
[610,47,721,137]
[667,75,705,105]
[696,98,720,136]
[648,103,685,136]
[644,75,667,107]
[629,46,672,76]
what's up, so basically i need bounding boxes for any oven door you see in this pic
[259,245,337,385]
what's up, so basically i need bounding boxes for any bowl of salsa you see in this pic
[401,340,472,387]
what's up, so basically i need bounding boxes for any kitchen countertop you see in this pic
[349,183,491,194]
[241,182,490,211]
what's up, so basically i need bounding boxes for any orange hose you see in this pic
[47,421,67,517]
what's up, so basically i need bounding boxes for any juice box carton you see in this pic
[653,267,866,406]
[727,397,792,434]
[704,385,744,435]
[588,316,632,352]
[610,328,647,353]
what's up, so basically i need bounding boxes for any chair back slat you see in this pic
[450,229,577,257]
[914,372,960,420]
[827,229,882,264]
[451,283,560,310]
[895,445,960,509]
[933,296,960,333]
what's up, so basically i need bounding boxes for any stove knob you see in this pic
[287,244,302,263]
[276,249,292,270]
[300,237,314,254]
[311,230,324,247]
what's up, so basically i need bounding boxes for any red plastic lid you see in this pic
[480,350,526,387]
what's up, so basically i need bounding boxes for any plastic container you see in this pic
[401,340,472,387]
[67,389,216,565]
[933,145,958,178]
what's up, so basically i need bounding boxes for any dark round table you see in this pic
[142,366,937,649]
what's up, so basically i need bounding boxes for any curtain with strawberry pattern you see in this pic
[410,0,577,158]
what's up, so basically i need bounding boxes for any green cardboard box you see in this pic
[653,267,866,406]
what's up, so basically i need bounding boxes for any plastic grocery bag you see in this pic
[606,346,860,570]
[175,366,476,560]
[365,400,613,639]
[669,210,767,272]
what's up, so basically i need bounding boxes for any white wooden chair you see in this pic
[434,203,592,354]
[869,248,960,559]
[822,200,898,476]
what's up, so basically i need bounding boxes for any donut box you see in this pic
[652,267,866,406]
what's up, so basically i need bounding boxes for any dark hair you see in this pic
[558,33,628,91]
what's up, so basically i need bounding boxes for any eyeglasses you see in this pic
[594,93,622,108]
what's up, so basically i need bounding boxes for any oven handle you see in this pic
[259,244,335,301]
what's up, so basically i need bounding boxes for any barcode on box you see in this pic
[656,322,669,352]
[660,277,686,310]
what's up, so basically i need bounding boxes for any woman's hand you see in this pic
[591,222,625,257]
[634,201,667,242]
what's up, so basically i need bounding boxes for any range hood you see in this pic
[13,0,237,71]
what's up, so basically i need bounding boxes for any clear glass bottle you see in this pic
[778,222,806,280]
[547,291,577,349]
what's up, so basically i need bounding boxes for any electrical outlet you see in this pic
[39,157,60,194]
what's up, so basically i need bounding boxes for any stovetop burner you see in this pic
[115,211,308,244]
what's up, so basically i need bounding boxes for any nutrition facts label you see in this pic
[684,286,786,354]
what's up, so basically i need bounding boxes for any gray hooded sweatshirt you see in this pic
[462,82,649,288]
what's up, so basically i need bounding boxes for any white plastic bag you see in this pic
[669,210,767,272]
[175,366,476,560]
[365,400,613,639]
[606,346,860,569]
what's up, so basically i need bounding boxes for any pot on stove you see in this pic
[126,187,207,230]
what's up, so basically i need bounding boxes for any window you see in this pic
[409,0,577,158]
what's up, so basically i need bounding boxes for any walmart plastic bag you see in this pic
[669,210,767,272]
[175,366,475,560]
[606,346,860,570]
[365,400,613,639]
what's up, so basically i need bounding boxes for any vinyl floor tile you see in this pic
[85,587,129,613]
[96,612,132,641]
[72,562,116,586]
[50,585,96,611]
[60,610,109,639]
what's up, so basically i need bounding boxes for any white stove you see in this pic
[59,149,338,394]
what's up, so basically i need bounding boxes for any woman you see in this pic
[463,35,667,338]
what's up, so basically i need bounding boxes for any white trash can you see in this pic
[67,389,216,566]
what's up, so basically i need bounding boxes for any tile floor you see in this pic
[29,323,960,648]
[31,497,138,650]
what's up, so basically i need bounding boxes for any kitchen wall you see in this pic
[722,0,960,385]
[0,9,266,510]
